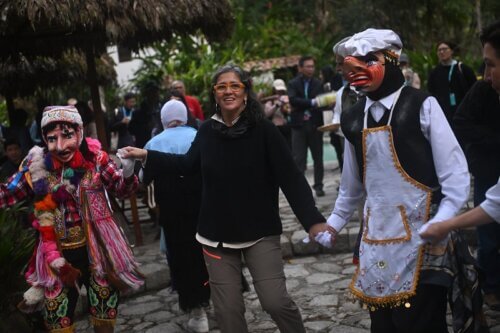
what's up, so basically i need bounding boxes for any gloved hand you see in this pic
[315,231,336,248]
[117,149,135,178]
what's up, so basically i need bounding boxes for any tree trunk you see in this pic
[86,46,109,151]
[5,93,15,126]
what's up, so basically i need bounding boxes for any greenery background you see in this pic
[127,0,499,113]
[2,0,499,121]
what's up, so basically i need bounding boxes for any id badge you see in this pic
[449,93,456,106]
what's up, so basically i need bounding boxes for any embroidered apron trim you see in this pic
[349,246,425,307]
[362,206,412,245]
[349,88,433,308]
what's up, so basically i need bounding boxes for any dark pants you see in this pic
[369,284,448,333]
[474,175,500,295]
[163,226,210,312]
[291,122,324,190]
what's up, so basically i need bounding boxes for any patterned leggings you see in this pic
[43,247,119,332]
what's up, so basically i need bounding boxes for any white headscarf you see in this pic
[160,100,188,129]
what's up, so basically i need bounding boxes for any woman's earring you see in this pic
[215,103,220,112]
[244,98,247,106]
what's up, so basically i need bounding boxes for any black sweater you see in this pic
[427,62,476,122]
[453,80,500,180]
[145,118,325,242]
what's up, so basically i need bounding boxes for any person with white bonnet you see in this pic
[263,78,291,146]
[142,100,210,333]
[316,28,471,332]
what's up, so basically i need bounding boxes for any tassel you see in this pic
[22,286,44,305]
[59,263,81,287]
[34,194,57,211]
[52,185,72,204]
[63,168,74,179]
[29,241,58,287]
[33,179,49,196]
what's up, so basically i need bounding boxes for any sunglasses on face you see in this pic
[213,82,245,94]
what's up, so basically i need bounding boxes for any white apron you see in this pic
[349,89,433,308]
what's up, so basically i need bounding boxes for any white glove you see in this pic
[302,231,336,248]
[117,149,135,178]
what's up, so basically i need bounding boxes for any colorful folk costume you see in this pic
[321,30,487,332]
[0,106,143,333]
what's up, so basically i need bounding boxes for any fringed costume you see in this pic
[1,106,142,333]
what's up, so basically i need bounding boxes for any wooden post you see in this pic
[85,46,109,152]
[129,194,143,246]
[5,93,15,125]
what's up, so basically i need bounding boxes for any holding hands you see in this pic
[118,146,148,162]
[308,222,337,248]
[418,221,451,245]
[116,147,147,178]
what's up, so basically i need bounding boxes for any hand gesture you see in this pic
[419,221,450,244]
[308,222,337,247]
[118,147,148,162]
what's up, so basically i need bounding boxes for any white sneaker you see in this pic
[187,307,209,333]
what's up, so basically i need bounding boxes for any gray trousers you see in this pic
[202,236,305,333]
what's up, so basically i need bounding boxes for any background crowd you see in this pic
[0,14,499,333]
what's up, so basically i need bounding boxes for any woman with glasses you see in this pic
[427,41,476,123]
[120,64,331,333]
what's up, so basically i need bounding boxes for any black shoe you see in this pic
[315,189,325,197]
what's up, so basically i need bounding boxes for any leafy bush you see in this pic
[0,202,35,315]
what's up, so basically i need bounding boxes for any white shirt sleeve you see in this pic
[327,95,470,232]
[419,96,470,223]
[326,139,365,232]
[480,178,500,223]
[332,86,344,124]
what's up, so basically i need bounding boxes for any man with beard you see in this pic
[316,29,470,332]
[0,105,143,333]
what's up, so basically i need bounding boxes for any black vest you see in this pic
[341,87,441,195]
[341,85,360,113]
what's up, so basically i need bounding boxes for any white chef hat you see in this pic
[340,28,403,61]
[332,36,352,56]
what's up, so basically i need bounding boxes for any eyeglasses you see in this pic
[213,82,245,93]
[437,47,450,53]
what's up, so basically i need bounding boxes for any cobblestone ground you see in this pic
[75,250,500,332]
[73,162,500,332]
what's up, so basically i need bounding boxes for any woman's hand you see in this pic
[419,220,451,244]
[118,147,148,163]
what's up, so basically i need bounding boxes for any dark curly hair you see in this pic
[209,64,264,123]
[480,20,500,58]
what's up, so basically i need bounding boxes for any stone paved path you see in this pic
[73,162,500,332]
[75,249,500,332]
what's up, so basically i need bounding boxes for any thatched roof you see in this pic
[0,51,116,97]
[0,0,234,59]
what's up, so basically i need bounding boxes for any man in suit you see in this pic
[288,56,325,196]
